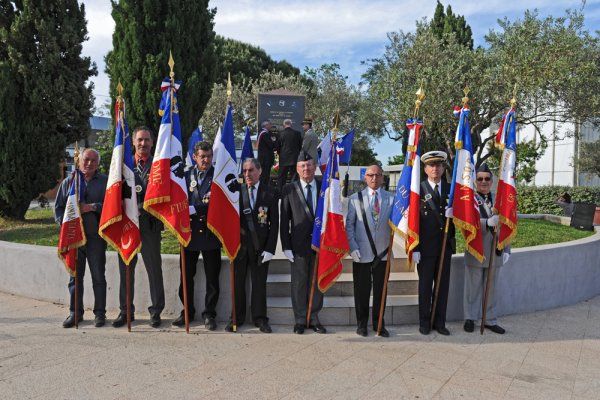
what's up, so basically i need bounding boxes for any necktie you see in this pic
[249,185,255,209]
[137,158,144,173]
[372,191,380,224]
[433,184,441,203]
[306,183,314,214]
[198,170,205,184]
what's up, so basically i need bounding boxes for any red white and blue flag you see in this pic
[389,119,421,263]
[448,106,484,262]
[207,104,240,260]
[311,140,349,292]
[99,98,141,265]
[185,126,203,171]
[143,78,191,246]
[57,168,87,276]
[494,107,518,249]
[317,129,354,171]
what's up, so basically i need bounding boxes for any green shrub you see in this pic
[517,185,600,215]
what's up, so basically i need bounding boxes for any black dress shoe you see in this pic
[62,314,82,328]
[485,324,506,334]
[293,324,305,334]
[205,317,217,331]
[112,313,133,328]
[149,314,161,328]
[419,326,430,335]
[259,322,272,333]
[172,313,194,327]
[225,322,235,332]
[464,319,474,333]
[94,315,106,328]
[435,326,450,336]
[356,327,368,337]
[377,327,390,338]
[312,323,327,334]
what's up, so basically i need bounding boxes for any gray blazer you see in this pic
[302,128,319,162]
[346,188,394,262]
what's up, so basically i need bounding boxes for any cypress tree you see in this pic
[431,1,474,49]
[0,0,96,219]
[106,0,217,138]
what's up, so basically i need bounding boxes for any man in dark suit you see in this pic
[277,119,302,190]
[257,119,277,185]
[280,151,326,334]
[225,158,279,333]
[113,127,165,328]
[412,151,456,336]
[172,141,222,330]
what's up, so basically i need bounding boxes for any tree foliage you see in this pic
[214,35,301,85]
[363,9,600,173]
[485,139,547,184]
[430,1,473,49]
[106,0,217,137]
[576,139,600,178]
[0,0,96,219]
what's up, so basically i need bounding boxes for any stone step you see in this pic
[266,271,419,297]
[267,295,419,326]
[267,257,411,274]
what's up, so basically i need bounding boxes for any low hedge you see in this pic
[517,185,600,215]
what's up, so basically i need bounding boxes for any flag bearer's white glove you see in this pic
[412,252,421,264]
[283,250,294,263]
[189,205,196,215]
[487,215,499,227]
[350,250,361,263]
[445,207,453,218]
[261,251,273,264]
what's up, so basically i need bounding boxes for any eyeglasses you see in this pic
[365,173,382,178]
[477,177,492,182]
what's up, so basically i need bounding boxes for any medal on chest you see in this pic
[257,206,268,225]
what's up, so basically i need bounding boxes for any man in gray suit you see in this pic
[301,118,318,162]
[346,164,394,337]
[461,163,509,334]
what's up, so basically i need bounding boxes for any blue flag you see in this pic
[240,126,254,162]
[336,129,355,165]
[185,126,203,170]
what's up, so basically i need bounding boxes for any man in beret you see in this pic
[301,118,318,162]
[412,151,456,335]
[280,151,326,334]
[462,163,509,334]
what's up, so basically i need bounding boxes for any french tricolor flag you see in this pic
[143,77,191,246]
[311,140,349,292]
[207,103,240,260]
[494,107,518,249]
[99,98,141,265]
[57,169,87,276]
[448,105,484,263]
[389,119,421,263]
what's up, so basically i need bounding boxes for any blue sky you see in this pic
[82,0,600,164]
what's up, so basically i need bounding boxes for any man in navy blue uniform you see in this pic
[173,141,223,330]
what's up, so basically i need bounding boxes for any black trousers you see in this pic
[68,237,107,316]
[277,165,297,190]
[353,260,387,329]
[259,162,273,185]
[417,250,452,329]
[231,247,269,325]
[290,252,323,325]
[178,248,222,319]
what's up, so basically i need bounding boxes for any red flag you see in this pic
[448,106,484,262]
[99,98,141,264]
[57,169,87,276]
[207,104,240,260]
[494,107,518,249]
[143,78,191,246]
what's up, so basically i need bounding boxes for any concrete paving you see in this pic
[1,290,600,400]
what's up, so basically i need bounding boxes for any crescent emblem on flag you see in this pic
[122,234,132,250]
[179,221,191,233]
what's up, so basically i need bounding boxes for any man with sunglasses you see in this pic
[462,163,510,334]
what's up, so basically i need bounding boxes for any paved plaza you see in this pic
[1,290,600,399]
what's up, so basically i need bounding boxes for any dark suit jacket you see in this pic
[185,166,221,252]
[415,180,456,257]
[277,127,302,167]
[239,183,279,255]
[280,180,321,256]
[257,128,276,168]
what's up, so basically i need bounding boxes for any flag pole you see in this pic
[226,73,237,333]
[74,143,81,329]
[480,88,516,334]
[431,86,470,328]
[378,84,425,336]
[306,111,340,328]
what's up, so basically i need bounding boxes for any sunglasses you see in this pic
[477,177,492,182]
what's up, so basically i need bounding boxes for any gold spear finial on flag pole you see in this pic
[462,86,470,106]
[227,73,232,103]
[168,51,175,83]
[510,83,517,108]
[414,80,426,118]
